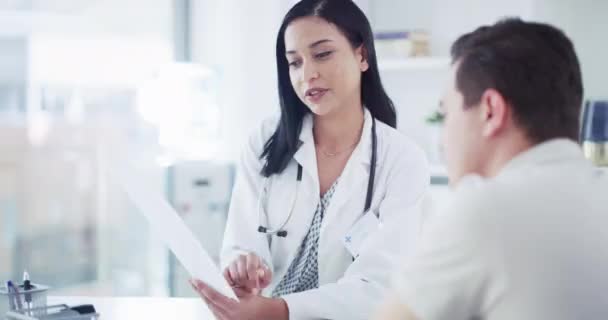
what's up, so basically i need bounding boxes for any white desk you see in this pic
[47,296,214,319]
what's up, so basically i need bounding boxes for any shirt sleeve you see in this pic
[394,190,506,320]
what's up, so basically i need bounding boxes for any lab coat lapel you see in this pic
[270,113,321,284]
[290,112,322,249]
[318,110,375,279]
[293,114,320,193]
[320,109,374,234]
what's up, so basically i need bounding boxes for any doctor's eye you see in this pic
[288,59,302,68]
[314,51,334,60]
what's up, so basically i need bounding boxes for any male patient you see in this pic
[375,18,608,320]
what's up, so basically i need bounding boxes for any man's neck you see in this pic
[482,132,534,178]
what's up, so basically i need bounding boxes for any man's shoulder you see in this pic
[436,174,536,229]
[449,175,515,212]
[444,164,608,227]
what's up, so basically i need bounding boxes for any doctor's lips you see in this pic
[305,87,329,103]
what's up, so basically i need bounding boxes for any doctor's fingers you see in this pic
[204,296,231,320]
[226,260,239,284]
[192,279,236,314]
[258,266,272,288]
[189,279,230,319]
[236,256,250,283]
[223,268,236,287]
[203,297,229,320]
[228,260,250,288]
[245,253,263,284]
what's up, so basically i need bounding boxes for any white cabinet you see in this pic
[165,161,234,297]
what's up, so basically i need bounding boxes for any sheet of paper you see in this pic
[113,164,237,300]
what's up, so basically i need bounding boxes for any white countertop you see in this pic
[47,296,214,319]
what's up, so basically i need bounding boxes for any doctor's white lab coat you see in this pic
[221,108,430,319]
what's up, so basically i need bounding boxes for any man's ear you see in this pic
[479,88,509,138]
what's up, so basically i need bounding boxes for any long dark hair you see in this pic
[261,0,396,177]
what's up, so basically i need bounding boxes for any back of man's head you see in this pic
[451,18,584,143]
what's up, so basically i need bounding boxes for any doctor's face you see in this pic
[440,63,486,186]
[284,16,369,117]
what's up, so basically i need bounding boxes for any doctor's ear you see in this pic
[355,45,369,72]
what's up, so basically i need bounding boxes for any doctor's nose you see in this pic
[302,61,321,83]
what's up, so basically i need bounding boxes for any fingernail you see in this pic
[258,269,265,277]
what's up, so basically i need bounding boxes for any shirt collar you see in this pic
[498,138,586,178]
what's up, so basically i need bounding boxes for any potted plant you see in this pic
[425,110,444,165]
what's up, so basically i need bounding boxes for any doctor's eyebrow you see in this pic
[286,39,334,55]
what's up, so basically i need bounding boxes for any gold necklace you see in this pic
[316,141,359,157]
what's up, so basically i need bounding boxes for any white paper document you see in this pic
[114,165,237,300]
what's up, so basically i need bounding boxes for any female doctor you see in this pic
[191,0,429,319]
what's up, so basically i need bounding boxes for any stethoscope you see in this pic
[257,117,378,238]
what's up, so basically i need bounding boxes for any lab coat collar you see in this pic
[293,113,317,187]
[357,108,374,166]
[498,138,586,178]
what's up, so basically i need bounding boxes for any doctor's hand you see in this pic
[224,253,272,295]
[190,279,288,320]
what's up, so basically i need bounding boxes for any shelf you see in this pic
[378,57,451,72]
[429,164,448,177]
[429,164,449,186]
